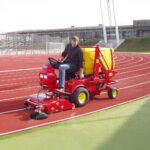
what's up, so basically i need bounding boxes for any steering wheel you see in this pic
[48,58,61,64]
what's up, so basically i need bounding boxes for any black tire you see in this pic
[70,87,90,107]
[108,88,118,99]
[30,112,48,120]
[30,112,39,119]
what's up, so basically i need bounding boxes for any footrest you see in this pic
[55,89,71,95]
[108,80,118,85]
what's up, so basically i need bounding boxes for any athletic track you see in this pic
[0,52,150,136]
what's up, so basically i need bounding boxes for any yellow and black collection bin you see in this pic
[81,47,114,75]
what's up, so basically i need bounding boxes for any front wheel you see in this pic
[108,88,118,99]
[70,87,90,107]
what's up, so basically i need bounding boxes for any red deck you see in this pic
[0,52,150,136]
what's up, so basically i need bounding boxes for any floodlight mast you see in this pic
[112,0,120,44]
[106,0,112,26]
[100,0,120,46]
[99,0,107,44]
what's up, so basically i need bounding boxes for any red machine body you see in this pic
[39,65,57,92]
[25,94,74,114]
[24,45,117,119]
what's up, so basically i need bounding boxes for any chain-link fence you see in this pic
[0,27,105,55]
[0,33,69,55]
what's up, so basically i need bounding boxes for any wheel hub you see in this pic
[78,92,86,104]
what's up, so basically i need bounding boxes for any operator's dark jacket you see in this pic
[61,44,84,70]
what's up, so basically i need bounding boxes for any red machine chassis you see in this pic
[24,45,117,117]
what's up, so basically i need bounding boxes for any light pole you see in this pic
[99,0,107,44]
[106,0,112,26]
[112,0,120,44]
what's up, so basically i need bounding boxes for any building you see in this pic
[0,19,150,49]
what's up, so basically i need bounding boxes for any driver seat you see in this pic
[65,70,76,80]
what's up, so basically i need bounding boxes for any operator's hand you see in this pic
[58,56,65,62]
[79,73,84,79]
[57,58,61,62]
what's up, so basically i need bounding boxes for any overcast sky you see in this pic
[0,0,149,33]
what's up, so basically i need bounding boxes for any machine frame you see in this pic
[24,45,118,120]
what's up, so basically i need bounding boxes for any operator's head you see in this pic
[71,36,79,48]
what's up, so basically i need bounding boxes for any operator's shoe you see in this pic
[56,87,65,92]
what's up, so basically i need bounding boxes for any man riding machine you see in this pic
[24,36,118,120]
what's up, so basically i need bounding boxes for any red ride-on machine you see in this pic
[24,45,118,120]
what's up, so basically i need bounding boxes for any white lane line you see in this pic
[117,60,150,71]
[0,86,39,93]
[0,55,127,74]
[0,53,141,76]
[0,70,38,75]
[116,56,135,65]
[0,67,149,94]
[0,93,149,136]
[0,54,148,97]
[0,79,150,116]
[0,68,40,73]
[0,96,27,102]
[0,76,36,82]
[0,65,150,93]
[0,80,38,87]
[115,55,126,62]
[115,56,128,63]
[118,66,150,75]
[118,80,150,90]
[1,68,149,93]
[114,56,117,59]
[117,72,150,81]
[116,52,150,55]
[0,71,149,102]
[0,59,45,62]
[0,93,37,102]
[116,56,143,67]
[0,72,38,80]
[0,108,26,115]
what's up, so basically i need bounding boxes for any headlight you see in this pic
[40,74,48,79]
[43,75,48,79]
[40,74,44,78]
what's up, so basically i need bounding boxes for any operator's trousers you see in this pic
[50,62,76,88]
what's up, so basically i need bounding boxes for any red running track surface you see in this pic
[0,53,150,136]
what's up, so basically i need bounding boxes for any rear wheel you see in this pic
[108,88,118,99]
[71,87,90,107]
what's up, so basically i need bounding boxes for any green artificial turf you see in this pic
[1,96,150,150]
[116,38,150,52]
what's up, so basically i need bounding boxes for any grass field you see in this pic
[116,38,150,52]
[1,96,150,150]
